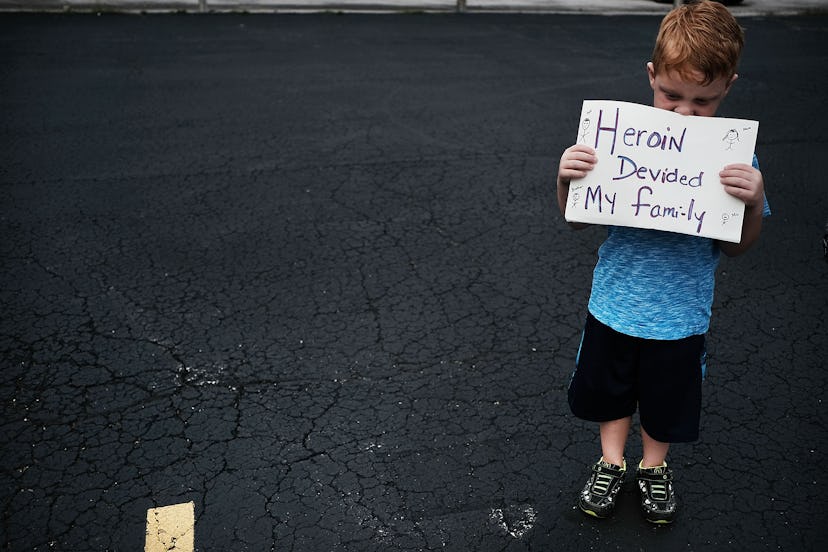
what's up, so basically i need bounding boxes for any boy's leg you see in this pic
[600,417,632,466]
[640,426,669,468]
[636,331,703,525]
[577,416,632,519]
[639,424,676,525]
[570,314,638,519]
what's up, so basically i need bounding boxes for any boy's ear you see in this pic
[646,62,656,88]
[725,73,739,93]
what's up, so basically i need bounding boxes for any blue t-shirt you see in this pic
[588,155,770,340]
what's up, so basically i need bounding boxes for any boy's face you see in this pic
[647,62,737,117]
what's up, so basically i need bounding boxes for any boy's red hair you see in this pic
[652,0,745,84]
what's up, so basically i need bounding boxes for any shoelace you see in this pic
[591,470,618,495]
[648,480,669,501]
[644,467,670,501]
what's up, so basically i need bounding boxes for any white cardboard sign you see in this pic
[565,100,758,242]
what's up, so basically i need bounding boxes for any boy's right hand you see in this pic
[557,144,598,187]
[556,144,597,224]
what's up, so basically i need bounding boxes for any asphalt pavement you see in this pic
[1,9,827,552]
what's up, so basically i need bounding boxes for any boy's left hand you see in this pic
[719,163,764,209]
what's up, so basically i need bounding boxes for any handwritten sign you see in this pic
[565,100,758,242]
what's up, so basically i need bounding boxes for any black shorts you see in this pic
[567,313,706,443]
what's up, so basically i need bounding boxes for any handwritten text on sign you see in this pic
[564,100,758,242]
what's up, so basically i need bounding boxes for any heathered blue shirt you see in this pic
[588,155,770,340]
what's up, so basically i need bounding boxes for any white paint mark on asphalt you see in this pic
[489,504,536,539]
[145,501,194,552]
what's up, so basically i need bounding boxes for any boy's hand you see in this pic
[719,163,764,210]
[556,144,597,225]
[718,163,765,257]
[558,144,597,186]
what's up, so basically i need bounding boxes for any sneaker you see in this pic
[578,458,626,518]
[636,462,677,524]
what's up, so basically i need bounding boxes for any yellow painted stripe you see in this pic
[145,501,195,552]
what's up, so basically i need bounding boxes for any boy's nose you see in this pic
[673,105,694,116]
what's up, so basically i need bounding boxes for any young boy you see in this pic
[556,0,769,524]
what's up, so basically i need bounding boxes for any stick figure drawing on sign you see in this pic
[579,113,592,143]
[723,128,739,150]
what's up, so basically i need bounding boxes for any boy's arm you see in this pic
[717,163,765,257]
[556,144,597,229]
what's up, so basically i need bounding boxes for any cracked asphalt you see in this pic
[1,11,826,552]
